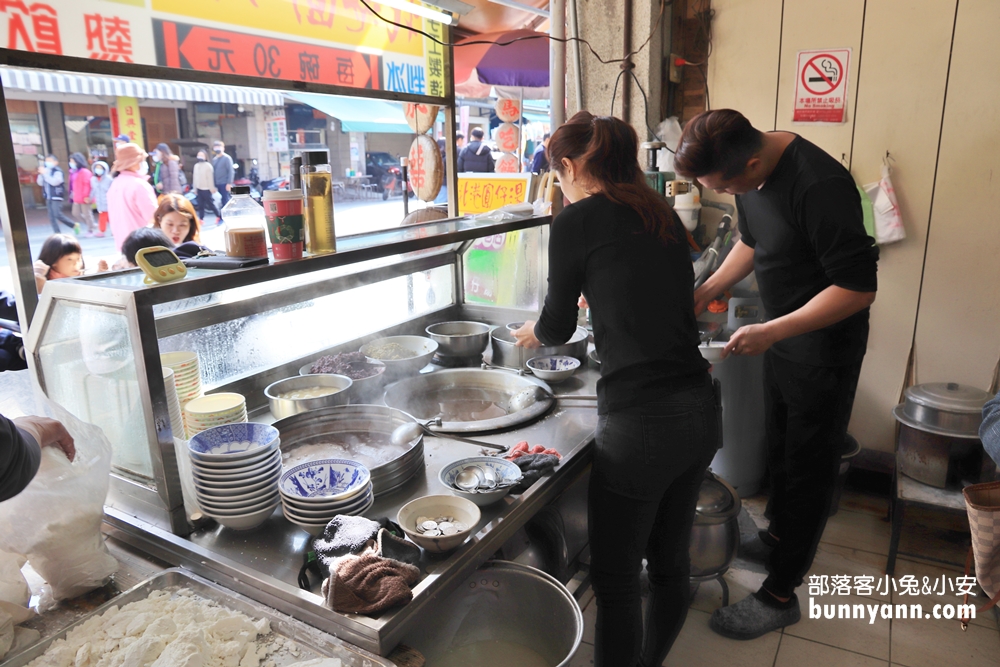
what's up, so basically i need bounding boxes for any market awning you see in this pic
[0,67,285,106]
[287,92,414,134]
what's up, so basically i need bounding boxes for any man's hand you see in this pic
[512,320,542,349]
[723,323,777,359]
[693,283,718,316]
[577,295,589,309]
[226,183,232,192]
[13,416,76,462]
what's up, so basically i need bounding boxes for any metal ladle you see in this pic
[507,386,599,414]
[454,466,485,490]
[389,419,509,453]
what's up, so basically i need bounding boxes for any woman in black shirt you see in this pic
[513,112,719,667]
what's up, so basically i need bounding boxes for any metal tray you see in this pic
[3,568,395,667]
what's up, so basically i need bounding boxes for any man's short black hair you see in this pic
[471,128,485,140]
[674,109,764,180]
[456,132,465,140]
[121,228,173,266]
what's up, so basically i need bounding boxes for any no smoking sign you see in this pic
[793,48,851,123]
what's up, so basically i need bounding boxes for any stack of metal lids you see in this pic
[892,382,991,439]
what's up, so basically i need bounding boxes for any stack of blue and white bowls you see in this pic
[279,458,374,536]
[188,423,281,531]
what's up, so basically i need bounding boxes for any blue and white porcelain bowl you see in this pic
[439,456,523,506]
[282,483,374,519]
[188,423,280,462]
[526,355,581,383]
[279,458,371,503]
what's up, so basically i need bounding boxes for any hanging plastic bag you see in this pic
[0,370,118,609]
[863,164,905,245]
[857,185,876,240]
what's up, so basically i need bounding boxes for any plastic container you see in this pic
[673,185,701,231]
[263,189,304,260]
[222,186,268,258]
[301,151,336,254]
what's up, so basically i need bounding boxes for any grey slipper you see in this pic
[709,591,801,640]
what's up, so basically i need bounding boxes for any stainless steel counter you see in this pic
[105,362,600,656]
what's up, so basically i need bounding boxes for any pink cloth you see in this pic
[107,170,157,251]
[70,167,92,204]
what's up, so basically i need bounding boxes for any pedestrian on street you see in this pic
[36,155,77,234]
[90,160,112,238]
[106,143,158,252]
[68,152,95,236]
[675,109,879,640]
[457,128,494,173]
[212,140,235,217]
[151,143,183,195]
[192,150,219,220]
[531,133,551,173]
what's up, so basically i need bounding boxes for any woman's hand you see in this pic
[723,323,778,358]
[577,295,589,309]
[97,259,109,272]
[512,320,542,348]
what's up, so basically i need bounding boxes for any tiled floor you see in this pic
[572,488,1000,666]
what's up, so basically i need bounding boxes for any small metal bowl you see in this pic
[360,335,438,378]
[425,321,492,358]
[264,374,353,420]
[526,355,581,383]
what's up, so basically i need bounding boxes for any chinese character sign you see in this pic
[408,134,442,202]
[116,96,143,149]
[793,48,851,123]
[265,109,289,152]
[495,98,521,123]
[423,9,446,99]
[496,123,520,154]
[456,174,531,214]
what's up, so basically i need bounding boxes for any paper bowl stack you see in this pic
[188,423,281,531]
[162,367,185,441]
[183,392,248,439]
[279,459,374,536]
[161,351,203,406]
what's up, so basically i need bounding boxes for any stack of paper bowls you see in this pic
[161,351,203,408]
[189,423,281,531]
[279,459,374,536]
[162,366,185,441]
[184,392,248,439]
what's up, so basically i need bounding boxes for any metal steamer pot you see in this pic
[689,470,741,580]
[491,325,589,371]
[893,382,994,488]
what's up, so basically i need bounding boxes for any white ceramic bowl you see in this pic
[281,485,373,518]
[192,464,282,490]
[278,458,370,503]
[439,456,523,507]
[196,472,281,498]
[204,502,280,531]
[188,423,279,461]
[397,495,481,553]
[284,495,375,536]
[359,335,438,377]
[526,355,581,383]
[195,481,279,505]
[161,351,199,369]
[198,491,280,512]
[191,446,280,474]
[191,453,281,483]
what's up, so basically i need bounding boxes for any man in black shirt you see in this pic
[675,109,878,639]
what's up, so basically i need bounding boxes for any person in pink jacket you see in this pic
[67,152,95,236]
[106,144,157,252]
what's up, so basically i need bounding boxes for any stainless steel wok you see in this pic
[382,368,555,433]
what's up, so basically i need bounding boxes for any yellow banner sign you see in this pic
[151,0,425,57]
[456,174,532,215]
[116,97,143,149]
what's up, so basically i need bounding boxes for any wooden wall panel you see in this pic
[706,0,783,131]
[846,0,957,452]
[913,0,1000,389]
[774,0,865,164]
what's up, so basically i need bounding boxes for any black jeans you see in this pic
[46,199,76,233]
[762,351,864,598]
[195,189,220,219]
[589,375,719,667]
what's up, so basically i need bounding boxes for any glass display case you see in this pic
[26,215,550,535]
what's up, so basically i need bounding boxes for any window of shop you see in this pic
[6,99,45,209]
[62,102,112,162]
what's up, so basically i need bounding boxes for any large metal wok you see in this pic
[272,405,424,497]
[382,369,555,433]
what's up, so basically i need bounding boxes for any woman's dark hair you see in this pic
[155,143,174,157]
[547,110,678,244]
[69,152,88,169]
[122,227,173,266]
[38,234,82,276]
[152,193,201,244]
[674,109,764,179]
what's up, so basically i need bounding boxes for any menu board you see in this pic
[0,0,449,98]
[456,173,532,215]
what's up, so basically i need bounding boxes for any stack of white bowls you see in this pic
[183,392,248,439]
[162,366,185,441]
[161,351,203,409]
[188,423,281,531]
[279,459,374,536]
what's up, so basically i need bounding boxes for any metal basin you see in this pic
[272,405,424,497]
[382,369,554,433]
[426,321,492,358]
[400,561,583,667]
[264,374,353,420]
[491,325,589,371]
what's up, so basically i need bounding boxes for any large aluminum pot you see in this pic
[272,404,423,497]
[401,561,583,667]
[689,470,741,578]
[491,325,589,370]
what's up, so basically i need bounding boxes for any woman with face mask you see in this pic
[67,152,95,236]
[106,144,158,252]
[90,160,112,238]
[151,143,183,195]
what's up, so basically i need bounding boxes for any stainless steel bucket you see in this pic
[400,561,583,667]
[491,325,589,370]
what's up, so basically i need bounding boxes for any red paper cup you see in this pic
[264,190,304,261]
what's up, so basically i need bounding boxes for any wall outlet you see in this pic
[669,53,683,84]
[666,180,691,197]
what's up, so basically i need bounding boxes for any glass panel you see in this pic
[464,226,544,310]
[159,264,454,387]
[35,299,153,481]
